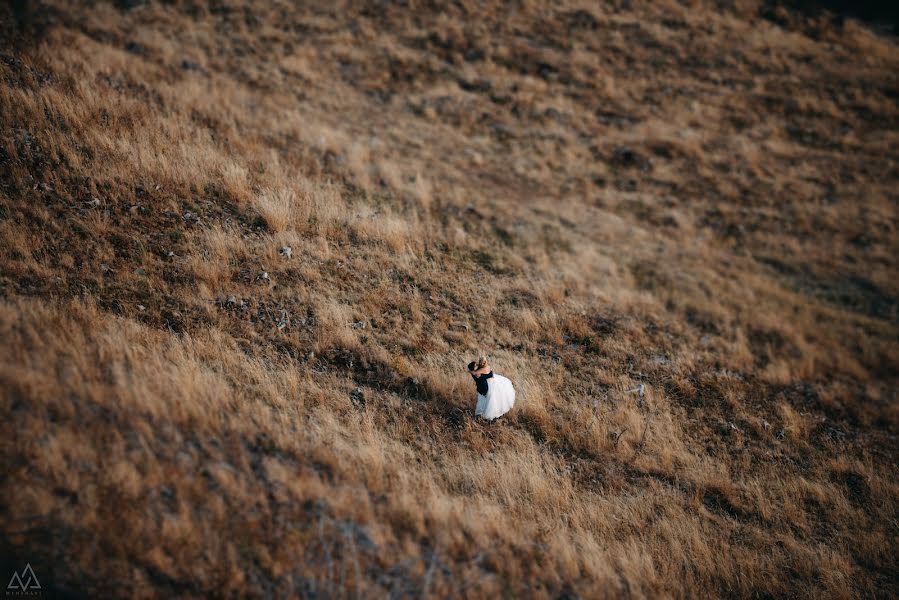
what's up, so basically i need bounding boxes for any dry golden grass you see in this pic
[0,0,897,598]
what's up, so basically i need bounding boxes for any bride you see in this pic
[467,356,516,420]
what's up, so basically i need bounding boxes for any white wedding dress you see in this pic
[475,374,516,420]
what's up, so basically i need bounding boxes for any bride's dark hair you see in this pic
[467,361,476,371]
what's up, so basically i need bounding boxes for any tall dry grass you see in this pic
[0,0,897,598]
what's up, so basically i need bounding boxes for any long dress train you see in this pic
[475,373,515,420]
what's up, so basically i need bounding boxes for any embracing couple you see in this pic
[467,356,515,421]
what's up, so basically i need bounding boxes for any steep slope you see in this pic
[1,1,897,597]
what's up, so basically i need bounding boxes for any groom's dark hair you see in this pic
[467,361,476,371]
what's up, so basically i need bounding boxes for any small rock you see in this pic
[458,78,492,93]
[137,304,146,311]
[259,271,269,281]
[226,296,237,307]
[611,146,651,170]
[464,48,485,62]
[349,320,366,329]
[651,354,671,365]
[134,267,147,276]
[280,246,292,259]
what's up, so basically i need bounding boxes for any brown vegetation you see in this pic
[1,1,897,597]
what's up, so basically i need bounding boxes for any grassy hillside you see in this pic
[1,1,897,597]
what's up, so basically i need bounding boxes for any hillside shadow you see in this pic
[764,0,899,32]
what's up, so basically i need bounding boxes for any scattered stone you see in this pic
[134,267,147,276]
[350,387,365,408]
[180,59,200,71]
[100,263,113,274]
[137,304,146,311]
[259,271,269,281]
[625,383,645,397]
[458,78,492,93]
[349,320,366,329]
[226,296,237,307]
[611,146,643,167]
[280,246,292,258]
[464,48,485,62]
[651,354,671,365]
[125,41,144,54]
[278,310,289,330]
[536,61,559,81]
